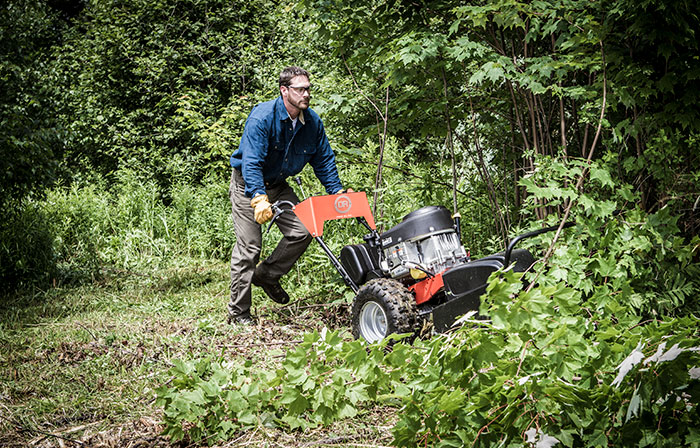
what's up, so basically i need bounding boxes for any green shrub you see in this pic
[168,175,234,260]
[44,181,110,284]
[519,156,700,316]
[0,204,55,290]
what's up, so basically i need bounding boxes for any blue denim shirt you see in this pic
[230,96,343,198]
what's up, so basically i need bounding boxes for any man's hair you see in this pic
[279,66,310,87]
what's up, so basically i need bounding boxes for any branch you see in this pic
[526,42,607,291]
[343,157,483,203]
[441,67,458,216]
[373,86,390,219]
[342,57,390,217]
[467,97,508,244]
[342,57,386,122]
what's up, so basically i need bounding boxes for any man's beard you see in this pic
[290,96,309,110]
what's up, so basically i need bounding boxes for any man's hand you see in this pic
[336,188,354,194]
[250,194,273,225]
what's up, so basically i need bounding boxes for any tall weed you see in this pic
[168,175,235,260]
[1,169,235,289]
[44,181,110,283]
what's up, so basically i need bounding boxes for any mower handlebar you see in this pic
[503,221,575,267]
[264,200,296,234]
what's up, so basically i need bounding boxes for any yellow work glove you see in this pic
[250,194,273,225]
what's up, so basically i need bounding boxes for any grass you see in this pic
[0,259,394,447]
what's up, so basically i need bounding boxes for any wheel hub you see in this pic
[358,301,388,343]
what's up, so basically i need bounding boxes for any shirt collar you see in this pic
[276,95,305,126]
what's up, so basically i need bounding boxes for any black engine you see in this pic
[340,205,467,285]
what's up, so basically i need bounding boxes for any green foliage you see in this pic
[158,282,699,446]
[603,0,700,232]
[155,329,394,443]
[0,1,66,207]
[53,0,282,186]
[302,0,608,210]
[387,276,700,448]
[519,156,700,316]
[0,205,56,290]
[4,0,698,288]
[157,155,700,446]
[303,0,700,239]
[1,169,234,289]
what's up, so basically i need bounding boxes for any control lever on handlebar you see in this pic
[294,176,307,200]
[265,200,296,235]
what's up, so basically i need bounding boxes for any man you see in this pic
[228,66,348,325]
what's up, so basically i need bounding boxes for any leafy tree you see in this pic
[52,0,286,187]
[602,0,700,234]
[0,0,67,206]
[0,1,72,287]
[302,0,700,241]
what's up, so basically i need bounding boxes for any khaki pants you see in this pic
[228,169,311,318]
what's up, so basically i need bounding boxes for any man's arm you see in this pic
[309,120,344,194]
[239,117,276,224]
[239,117,269,198]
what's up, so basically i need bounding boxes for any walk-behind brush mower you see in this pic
[269,187,569,343]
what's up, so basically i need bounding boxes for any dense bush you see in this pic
[52,0,284,187]
[518,157,700,316]
[0,1,66,206]
[0,205,56,290]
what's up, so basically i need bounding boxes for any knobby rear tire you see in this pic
[351,278,418,343]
